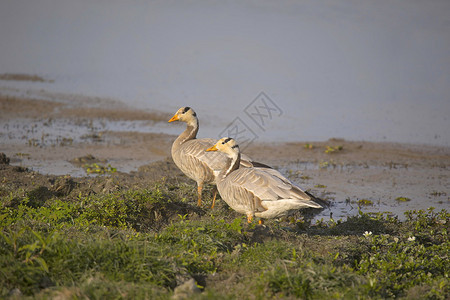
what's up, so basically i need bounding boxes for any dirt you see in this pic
[0,73,52,83]
[1,92,449,221]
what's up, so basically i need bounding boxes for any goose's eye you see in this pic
[221,142,225,145]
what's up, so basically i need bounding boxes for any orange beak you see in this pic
[168,114,179,122]
[206,145,218,152]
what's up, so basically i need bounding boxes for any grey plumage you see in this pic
[206,137,322,222]
[168,107,262,207]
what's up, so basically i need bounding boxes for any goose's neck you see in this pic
[174,119,199,147]
[218,152,240,181]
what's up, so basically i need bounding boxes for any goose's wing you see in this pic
[258,168,313,201]
[226,168,295,201]
[219,168,267,213]
[180,138,228,171]
[240,153,273,169]
[226,168,321,208]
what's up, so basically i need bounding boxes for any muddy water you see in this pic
[0,101,173,176]
[281,160,449,221]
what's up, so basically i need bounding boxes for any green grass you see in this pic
[1,181,449,299]
[325,145,343,154]
[396,196,412,202]
[357,199,374,206]
[314,184,327,189]
[83,163,117,175]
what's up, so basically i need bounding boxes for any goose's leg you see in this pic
[211,187,218,209]
[197,183,203,207]
[246,212,254,223]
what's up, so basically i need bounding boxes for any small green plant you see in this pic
[304,144,314,149]
[15,153,30,157]
[357,199,374,206]
[325,145,343,154]
[83,163,117,174]
[395,196,411,202]
[225,216,244,234]
[28,139,39,147]
[314,184,327,189]
[319,160,337,169]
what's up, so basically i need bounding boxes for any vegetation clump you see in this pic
[325,145,344,154]
[357,199,374,206]
[0,177,448,299]
[83,163,117,175]
[396,196,412,202]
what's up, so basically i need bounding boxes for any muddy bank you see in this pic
[0,92,173,175]
[0,92,449,220]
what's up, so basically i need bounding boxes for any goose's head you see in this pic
[206,137,240,157]
[168,107,198,126]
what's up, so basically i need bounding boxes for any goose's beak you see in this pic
[206,145,218,152]
[168,114,179,122]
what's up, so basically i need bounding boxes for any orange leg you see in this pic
[247,213,253,223]
[197,185,202,207]
[210,187,218,209]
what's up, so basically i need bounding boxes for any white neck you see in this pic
[173,118,199,147]
[218,151,240,180]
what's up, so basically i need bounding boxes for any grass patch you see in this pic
[325,145,343,154]
[314,184,327,189]
[83,163,117,175]
[1,180,449,299]
[396,196,411,202]
[357,199,374,206]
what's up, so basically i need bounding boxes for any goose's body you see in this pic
[169,107,262,207]
[172,138,219,183]
[207,138,322,222]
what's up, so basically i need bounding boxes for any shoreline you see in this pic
[1,91,449,221]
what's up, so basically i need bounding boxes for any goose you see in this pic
[168,107,266,207]
[206,137,322,222]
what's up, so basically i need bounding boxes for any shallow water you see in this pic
[1,0,450,146]
[280,161,449,221]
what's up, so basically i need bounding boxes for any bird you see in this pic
[168,107,266,208]
[206,137,322,223]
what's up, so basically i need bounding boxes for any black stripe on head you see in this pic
[222,137,233,144]
[231,145,239,149]
[182,107,191,114]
